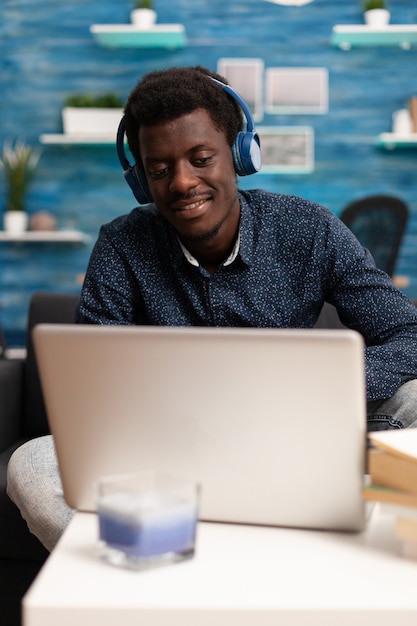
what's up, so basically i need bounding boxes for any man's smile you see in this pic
[172,196,211,219]
[179,198,207,211]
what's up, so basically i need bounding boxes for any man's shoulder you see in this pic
[239,189,331,220]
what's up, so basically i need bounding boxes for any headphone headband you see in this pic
[210,77,256,134]
[117,76,262,205]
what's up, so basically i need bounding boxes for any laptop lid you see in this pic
[33,324,366,531]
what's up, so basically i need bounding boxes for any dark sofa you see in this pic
[0,292,80,626]
[1,291,414,625]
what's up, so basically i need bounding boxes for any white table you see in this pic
[23,506,417,626]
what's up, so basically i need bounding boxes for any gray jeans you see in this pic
[367,379,417,431]
[7,379,417,552]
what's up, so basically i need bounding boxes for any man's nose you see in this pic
[169,162,199,194]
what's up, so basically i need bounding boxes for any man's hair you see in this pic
[124,65,243,162]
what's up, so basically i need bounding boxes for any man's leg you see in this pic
[367,379,417,432]
[7,435,74,552]
[7,380,417,551]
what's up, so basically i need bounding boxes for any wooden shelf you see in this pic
[331,24,417,49]
[0,230,91,244]
[39,134,117,146]
[89,24,186,49]
[376,133,417,149]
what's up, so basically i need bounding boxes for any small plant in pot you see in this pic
[62,92,125,137]
[362,0,390,27]
[0,139,41,233]
[64,93,124,108]
[131,0,157,28]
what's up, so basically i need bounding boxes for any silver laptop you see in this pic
[33,324,367,531]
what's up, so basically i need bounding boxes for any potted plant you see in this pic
[62,92,125,137]
[362,0,390,27]
[131,0,157,28]
[0,139,41,233]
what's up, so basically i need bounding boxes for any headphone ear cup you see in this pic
[133,164,153,204]
[123,164,153,205]
[232,131,262,177]
[117,116,153,205]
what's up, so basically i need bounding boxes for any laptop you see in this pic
[33,324,367,531]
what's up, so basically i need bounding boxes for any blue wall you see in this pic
[1,0,417,345]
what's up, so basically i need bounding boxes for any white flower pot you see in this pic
[364,9,390,27]
[392,109,413,134]
[130,8,157,28]
[62,107,124,136]
[3,211,29,234]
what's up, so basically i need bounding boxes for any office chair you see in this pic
[340,194,409,277]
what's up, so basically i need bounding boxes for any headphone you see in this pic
[116,77,262,205]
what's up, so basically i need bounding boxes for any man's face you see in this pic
[138,108,240,251]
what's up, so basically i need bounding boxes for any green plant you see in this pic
[362,0,387,11]
[133,0,154,9]
[64,93,124,108]
[0,140,41,212]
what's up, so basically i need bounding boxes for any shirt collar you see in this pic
[177,233,241,268]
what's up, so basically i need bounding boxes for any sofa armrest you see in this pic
[0,359,24,453]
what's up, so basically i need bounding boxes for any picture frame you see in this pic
[256,126,314,173]
[265,67,328,114]
[217,58,264,122]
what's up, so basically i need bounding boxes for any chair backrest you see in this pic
[340,195,409,276]
[22,292,80,438]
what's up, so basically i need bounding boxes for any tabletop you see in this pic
[23,505,417,626]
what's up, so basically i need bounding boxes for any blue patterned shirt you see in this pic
[76,189,417,401]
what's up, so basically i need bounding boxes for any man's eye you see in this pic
[194,156,212,166]
[149,167,168,178]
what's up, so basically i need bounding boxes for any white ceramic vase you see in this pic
[392,109,413,135]
[3,211,29,234]
[130,9,157,28]
[364,9,391,27]
[62,107,124,136]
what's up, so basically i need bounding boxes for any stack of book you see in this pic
[363,428,417,558]
[408,96,417,133]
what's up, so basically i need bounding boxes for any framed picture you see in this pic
[217,58,264,122]
[265,67,328,114]
[256,126,314,173]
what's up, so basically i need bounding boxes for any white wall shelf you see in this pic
[89,24,186,49]
[376,133,417,149]
[39,134,117,146]
[331,24,417,50]
[0,230,91,244]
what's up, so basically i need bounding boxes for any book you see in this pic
[396,515,417,543]
[366,430,417,501]
[379,503,417,519]
[368,428,417,462]
[408,96,417,133]
[368,447,417,495]
[401,541,417,560]
[362,484,417,508]
[395,515,417,559]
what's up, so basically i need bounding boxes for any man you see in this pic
[7,65,417,551]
